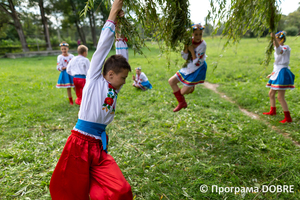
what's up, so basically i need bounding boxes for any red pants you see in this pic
[50,130,133,200]
[73,77,86,105]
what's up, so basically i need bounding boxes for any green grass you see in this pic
[0,38,300,199]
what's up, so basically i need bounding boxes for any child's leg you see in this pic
[263,89,277,115]
[277,90,288,111]
[67,88,72,98]
[181,86,194,95]
[50,132,90,200]
[269,89,276,107]
[168,75,180,92]
[67,88,74,105]
[169,75,187,112]
[89,152,132,200]
[277,90,292,123]
[74,78,85,105]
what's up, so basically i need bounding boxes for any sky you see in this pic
[189,0,300,25]
[25,0,300,28]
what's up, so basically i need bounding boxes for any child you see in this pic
[263,31,295,123]
[56,42,75,105]
[115,27,129,61]
[132,67,153,91]
[168,23,207,112]
[50,1,133,199]
[66,45,90,105]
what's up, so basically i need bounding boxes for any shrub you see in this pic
[285,26,298,36]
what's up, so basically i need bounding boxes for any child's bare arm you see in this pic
[115,10,124,38]
[188,45,196,60]
[183,45,188,54]
[108,0,123,22]
[271,33,279,48]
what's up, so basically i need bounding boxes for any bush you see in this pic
[285,26,298,36]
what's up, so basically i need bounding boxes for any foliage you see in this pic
[285,26,299,36]
[207,0,282,66]
[81,0,192,56]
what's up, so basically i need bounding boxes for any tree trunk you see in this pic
[2,0,29,52]
[88,9,97,48]
[38,0,52,50]
[69,0,86,45]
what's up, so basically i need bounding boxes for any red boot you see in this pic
[173,90,187,112]
[280,111,292,123]
[69,97,74,105]
[263,107,276,115]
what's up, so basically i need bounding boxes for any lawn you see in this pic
[0,37,300,199]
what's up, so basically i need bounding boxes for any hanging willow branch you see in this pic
[80,0,191,58]
[207,0,282,66]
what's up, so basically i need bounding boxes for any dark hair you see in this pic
[103,55,131,75]
[77,45,88,55]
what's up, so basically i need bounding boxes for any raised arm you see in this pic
[87,0,123,80]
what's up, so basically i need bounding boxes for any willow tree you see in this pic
[208,0,281,65]
[82,0,281,64]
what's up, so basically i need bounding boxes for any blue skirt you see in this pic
[266,68,295,90]
[56,70,75,88]
[176,61,207,87]
[140,81,152,90]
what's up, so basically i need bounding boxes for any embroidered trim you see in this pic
[102,84,117,114]
[102,26,115,33]
[116,47,128,50]
[73,128,102,140]
[106,20,116,25]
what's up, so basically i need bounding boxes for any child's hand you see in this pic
[62,67,66,70]
[115,10,125,25]
[266,74,271,78]
[188,45,194,53]
[108,0,123,22]
[132,75,135,80]
[118,10,124,18]
[270,33,275,39]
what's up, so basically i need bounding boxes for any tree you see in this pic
[0,0,29,52]
[88,8,97,48]
[69,0,86,45]
[38,0,52,50]
[208,0,281,65]
[0,9,10,38]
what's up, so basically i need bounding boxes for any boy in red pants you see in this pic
[66,45,90,105]
[50,1,133,199]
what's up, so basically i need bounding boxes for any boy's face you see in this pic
[60,46,69,55]
[193,29,203,43]
[107,69,129,90]
[135,69,141,75]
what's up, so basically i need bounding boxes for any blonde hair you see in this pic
[77,45,88,55]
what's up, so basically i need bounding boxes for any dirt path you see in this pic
[203,82,300,147]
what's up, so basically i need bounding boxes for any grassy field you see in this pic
[0,37,300,199]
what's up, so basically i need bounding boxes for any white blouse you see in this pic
[274,45,291,67]
[135,72,148,83]
[78,20,122,125]
[115,38,129,61]
[180,40,207,75]
[66,55,90,76]
[57,54,74,71]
